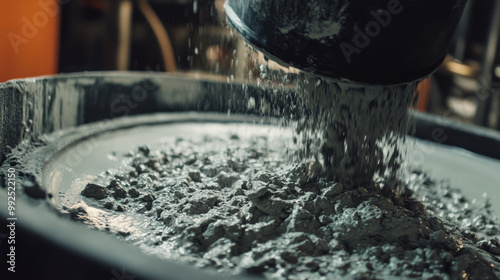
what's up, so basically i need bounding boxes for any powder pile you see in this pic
[77,127,499,279]
[74,32,499,279]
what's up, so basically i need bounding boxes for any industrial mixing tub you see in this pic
[1,72,500,279]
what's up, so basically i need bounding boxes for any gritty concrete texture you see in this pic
[1,73,500,280]
[75,130,499,279]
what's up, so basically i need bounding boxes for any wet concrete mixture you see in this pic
[77,123,500,280]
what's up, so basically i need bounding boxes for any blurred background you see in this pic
[0,0,499,130]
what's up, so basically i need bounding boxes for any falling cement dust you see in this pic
[290,73,417,186]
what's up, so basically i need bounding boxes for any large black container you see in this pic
[1,73,499,280]
[225,0,468,85]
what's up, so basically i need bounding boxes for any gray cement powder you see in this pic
[73,56,498,280]
[78,121,500,279]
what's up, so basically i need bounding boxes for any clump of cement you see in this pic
[78,133,499,279]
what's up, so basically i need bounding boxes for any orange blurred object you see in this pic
[0,0,61,83]
[415,77,432,112]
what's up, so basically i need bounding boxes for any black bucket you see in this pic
[225,0,468,85]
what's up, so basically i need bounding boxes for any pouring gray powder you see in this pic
[291,73,417,186]
[255,64,418,186]
[77,125,499,279]
[74,51,499,280]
